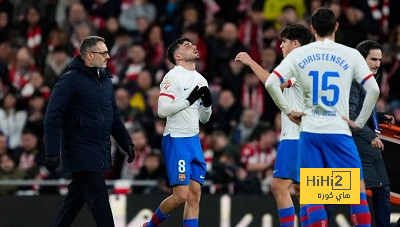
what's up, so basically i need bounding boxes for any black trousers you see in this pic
[54,172,114,227]
[371,185,391,227]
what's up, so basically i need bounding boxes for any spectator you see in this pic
[15,129,44,179]
[25,91,47,139]
[134,151,168,194]
[118,0,156,34]
[235,164,262,194]
[0,153,25,195]
[210,89,242,135]
[8,46,36,90]
[241,68,266,118]
[143,23,165,69]
[115,86,136,124]
[240,125,277,178]
[20,70,50,99]
[0,89,28,149]
[43,46,71,88]
[209,22,247,83]
[120,127,152,179]
[129,68,154,114]
[118,43,149,85]
[238,1,265,63]
[233,108,259,145]
[0,10,11,43]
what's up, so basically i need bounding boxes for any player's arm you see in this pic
[235,52,288,89]
[265,71,293,115]
[354,76,379,128]
[158,77,189,118]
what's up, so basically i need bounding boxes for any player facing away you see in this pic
[235,23,313,227]
[142,38,212,227]
[265,8,379,227]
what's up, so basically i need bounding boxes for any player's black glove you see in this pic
[186,86,202,105]
[127,144,135,163]
[45,156,60,173]
[199,86,212,107]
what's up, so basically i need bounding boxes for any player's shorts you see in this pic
[162,134,207,186]
[299,132,363,180]
[273,139,300,183]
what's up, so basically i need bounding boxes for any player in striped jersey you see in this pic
[142,38,212,227]
[265,8,379,227]
[236,23,313,227]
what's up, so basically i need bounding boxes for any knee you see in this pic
[271,182,285,197]
[173,191,190,204]
[187,189,201,204]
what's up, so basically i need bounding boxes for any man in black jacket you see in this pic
[44,36,135,227]
[351,40,395,227]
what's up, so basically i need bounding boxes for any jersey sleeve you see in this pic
[353,51,374,85]
[158,75,189,118]
[265,55,297,115]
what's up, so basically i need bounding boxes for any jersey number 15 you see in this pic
[309,71,340,106]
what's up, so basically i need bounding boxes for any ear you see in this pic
[293,40,300,47]
[174,53,183,62]
[334,22,339,32]
[310,25,317,35]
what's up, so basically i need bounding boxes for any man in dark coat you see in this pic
[44,36,135,227]
[351,40,394,227]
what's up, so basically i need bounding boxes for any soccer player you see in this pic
[353,40,394,227]
[264,8,379,227]
[235,23,313,227]
[142,38,212,227]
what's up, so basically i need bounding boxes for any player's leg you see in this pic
[182,135,206,227]
[291,183,309,227]
[144,135,192,227]
[299,132,328,227]
[145,185,190,227]
[323,134,371,227]
[182,180,201,227]
[272,139,299,227]
[272,178,295,227]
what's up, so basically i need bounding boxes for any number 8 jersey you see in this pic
[266,39,379,136]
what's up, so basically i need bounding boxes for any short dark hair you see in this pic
[356,40,383,59]
[280,24,314,46]
[311,7,336,37]
[166,37,191,65]
[79,36,105,57]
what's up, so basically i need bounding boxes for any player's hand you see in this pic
[342,117,361,131]
[235,52,253,66]
[126,144,135,163]
[186,86,202,105]
[371,137,384,150]
[45,156,60,173]
[199,86,212,107]
[288,111,304,125]
[382,114,395,127]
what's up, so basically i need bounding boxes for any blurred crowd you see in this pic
[0,0,400,196]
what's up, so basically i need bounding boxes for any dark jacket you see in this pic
[44,56,132,173]
[349,80,389,188]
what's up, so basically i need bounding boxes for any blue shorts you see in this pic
[162,134,207,186]
[299,132,363,179]
[273,139,300,183]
